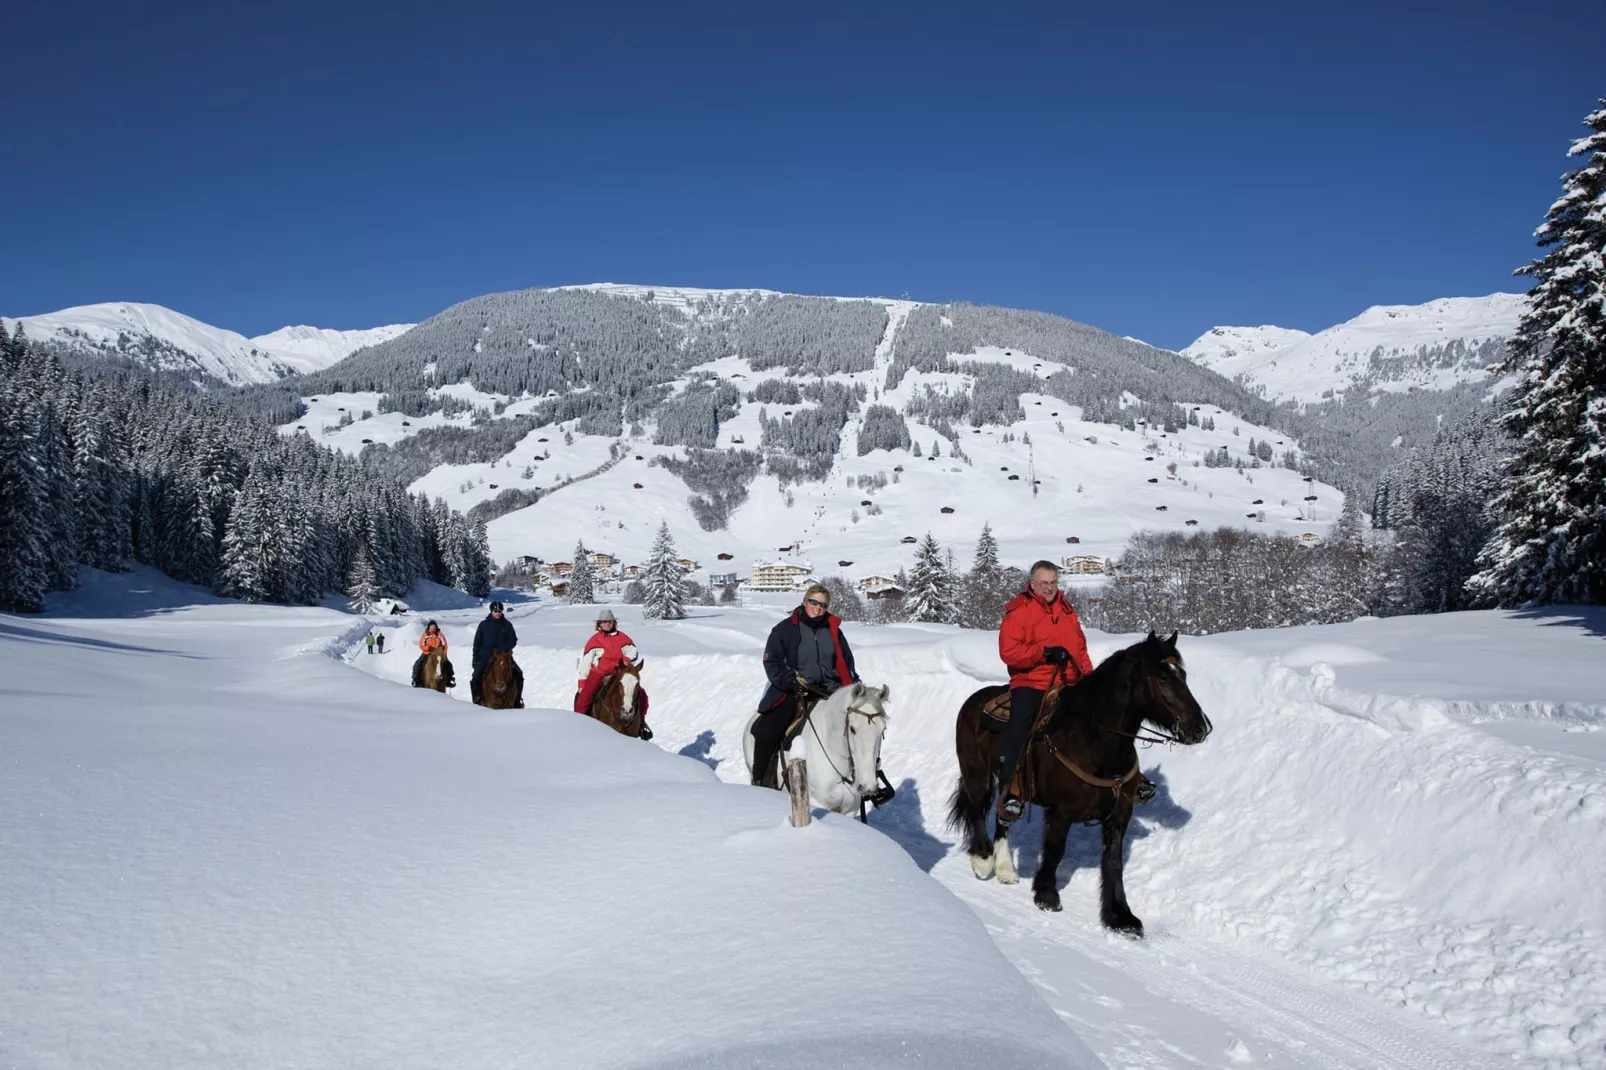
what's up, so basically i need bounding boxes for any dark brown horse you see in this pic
[417,649,451,692]
[947,632,1211,936]
[479,650,522,710]
[586,659,645,737]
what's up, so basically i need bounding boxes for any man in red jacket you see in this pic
[996,560,1094,824]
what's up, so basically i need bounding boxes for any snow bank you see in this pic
[0,594,1097,1069]
[381,600,1602,1070]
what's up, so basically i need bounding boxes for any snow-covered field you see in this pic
[8,568,1603,1068]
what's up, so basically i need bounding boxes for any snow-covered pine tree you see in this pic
[466,519,493,598]
[1469,99,1606,607]
[959,522,1009,628]
[346,544,383,613]
[642,521,687,620]
[567,540,595,605]
[905,532,955,623]
[0,381,51,611]
[219,466,281,603]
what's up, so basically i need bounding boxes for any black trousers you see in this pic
[998,687,1044,795]
[750,704,794,785]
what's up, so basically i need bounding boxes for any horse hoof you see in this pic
[970,853,996,880]
[993,839,1018,885]
[1103,914,1144,939]
[1035,896,1062,913]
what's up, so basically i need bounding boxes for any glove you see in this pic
[794,674,814,694]
[1043,646,1071,666]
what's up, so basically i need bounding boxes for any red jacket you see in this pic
[999,589,1093,690]
[580,629,639,680]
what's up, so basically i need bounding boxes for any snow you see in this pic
[1,567,1096,1069]
[249,322,415,372]
[1180,294,1527,403]
[9,570,1606,1068]
[2,302,413,385]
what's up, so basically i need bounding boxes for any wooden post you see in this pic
[786,759,810,827]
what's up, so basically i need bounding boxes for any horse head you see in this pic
[1135,631,1211,745]
[617,659,643,715]
[842,682,891,798]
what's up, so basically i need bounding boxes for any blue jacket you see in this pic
[758,609,858,712]
[472,613,518,670]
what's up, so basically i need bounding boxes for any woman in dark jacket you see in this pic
[750,584,858,787]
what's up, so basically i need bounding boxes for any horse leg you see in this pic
[993,825,1018,884]
[1099,803,1142,937]
[1033,807,1072,912]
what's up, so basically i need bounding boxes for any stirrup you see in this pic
[1134,776,1157,804]
[997,794,1025,822]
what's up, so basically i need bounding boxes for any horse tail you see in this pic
[947,776,994,858]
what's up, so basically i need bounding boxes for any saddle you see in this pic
[984,680,1157,811]
[979,679,1067,732]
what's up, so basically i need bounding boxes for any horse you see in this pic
[744,682,895,821]
[417,649,452,692]
[586,659,645,737]
[479,649,522,710]
[947,632,1211,937]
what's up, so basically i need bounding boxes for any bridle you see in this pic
[806,694,886,788]
[1095,654,1203,747]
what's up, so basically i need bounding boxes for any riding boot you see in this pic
[995,753,1025,824]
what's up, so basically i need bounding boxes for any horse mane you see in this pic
[1044,642,1140,733]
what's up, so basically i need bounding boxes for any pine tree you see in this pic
[0,385,51,611]
[905,532,954,623]
[959,522,1009,628]
[219,466,280,602]
[567,539,595,604]
[1470,99,1606,606]
[643,521,687,620]
[346,544,383,613]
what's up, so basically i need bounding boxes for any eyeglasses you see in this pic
[805,598,829,609]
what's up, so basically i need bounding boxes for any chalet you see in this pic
[551,561,573,577]
[1298,532,1323,545]
[837,560,853,567]
[709,572,738,588]
[621,564,642,578]
[1065,536,1081,544]
[515,555,543,567]
[548,580,568,597]
[731,435,745,444]
[865,584,905,602]
[633,483,644,489]
[1156,505,1168,511]
[717,552,735,561]
[592,552,615,568]
[861,500,873,507]
[900,536,917,544]
[1147,477,1159,484]
[748,560,814,592]
[1008,475,1020,481]
[676,558,698,572]
[857,574,898,591]
[940,506,955,514]
[1062,555,1107,576]
[1185,519,1199,526]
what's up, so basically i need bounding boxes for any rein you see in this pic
[1042,736,1143,799]
[1094,656,1186,747]
[804,695,884,788]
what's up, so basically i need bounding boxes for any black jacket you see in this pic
[472,613,518,670]
[757,608,858,712]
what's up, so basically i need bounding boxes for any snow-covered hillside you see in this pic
[351,594,1604,1070]
[2,302,411,386]
[1,568,1097,1069]
[1181,293,1526,403]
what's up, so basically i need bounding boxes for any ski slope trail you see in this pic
[358,598,1606,1070]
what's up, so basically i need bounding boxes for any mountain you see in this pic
[244,283,1345,586]
[1181,293,1526,403]
[2,302,413,386]
[249,323,416,372]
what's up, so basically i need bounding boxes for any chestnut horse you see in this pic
[417,649,451,692]
[947,632,1211,936]
[586,659,646,737]
[479,650,522,710]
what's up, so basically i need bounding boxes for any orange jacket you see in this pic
[419,630,448,655]
[999,588,1093,690]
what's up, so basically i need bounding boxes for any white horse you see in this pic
[743,682,893,819]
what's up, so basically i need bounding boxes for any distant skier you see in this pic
[574,608,651,740]
[749,584,859,787]
[472,601,523,706]
[994,560,1093,825]
[412,620,456,689]
[375,633,385,654]
[365,632,375,655]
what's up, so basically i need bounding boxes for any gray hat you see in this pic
[595,608,617,624]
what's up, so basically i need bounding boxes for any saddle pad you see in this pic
[979,682,1066,726]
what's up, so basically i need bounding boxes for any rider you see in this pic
[574,608,653,740]
[412,620,455,688]
[996,560,1094,825]
[471,600,523,707]
[751,583,858,788]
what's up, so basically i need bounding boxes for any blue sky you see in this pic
[3,0,1601,350]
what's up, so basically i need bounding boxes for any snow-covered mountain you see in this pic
[249,323,416,372]
[1181,293,1526,403]
[2,302,412,386]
